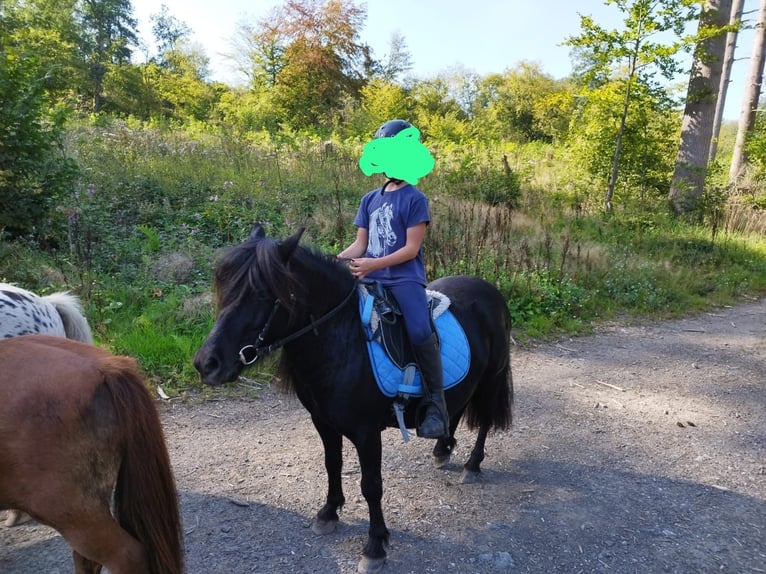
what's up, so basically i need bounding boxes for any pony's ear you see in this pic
[248,223,266,241]
[278,227,305,261]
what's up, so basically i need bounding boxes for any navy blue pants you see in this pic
[387,282,433,346]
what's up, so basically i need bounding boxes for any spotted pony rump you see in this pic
[0,283,92,343]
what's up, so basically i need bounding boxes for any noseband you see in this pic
[238,282,357,365]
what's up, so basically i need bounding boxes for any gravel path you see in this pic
[2,298,765,573]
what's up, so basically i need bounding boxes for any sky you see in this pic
[129,0,760,121]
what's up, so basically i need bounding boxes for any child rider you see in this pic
[338,119,449,439]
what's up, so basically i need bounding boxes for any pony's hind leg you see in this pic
[72,551,102,574]
[461,424,490,484]
[61,512,147,574]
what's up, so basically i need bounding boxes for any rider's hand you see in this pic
[349,258,375,280]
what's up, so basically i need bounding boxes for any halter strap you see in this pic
[238,282,358,365]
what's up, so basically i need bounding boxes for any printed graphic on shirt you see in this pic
[368,202,396,257]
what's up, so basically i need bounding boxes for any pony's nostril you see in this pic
[193,350,217,376]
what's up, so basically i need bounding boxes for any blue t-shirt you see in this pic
[353,184,431,286]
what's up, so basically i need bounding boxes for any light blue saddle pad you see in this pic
[358,287,471,398]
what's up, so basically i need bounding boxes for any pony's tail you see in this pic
[45,292,94,343]
[464,357,514,431]
[463,308,514,432]
[101,356,184,574]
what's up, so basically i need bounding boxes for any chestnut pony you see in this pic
[0,335,183,574]
[194,225,513,574]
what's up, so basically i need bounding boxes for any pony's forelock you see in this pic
[213,237,303,316]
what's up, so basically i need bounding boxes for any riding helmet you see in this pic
[374,119,414,139]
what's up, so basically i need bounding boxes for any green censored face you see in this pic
[358,126,435,185]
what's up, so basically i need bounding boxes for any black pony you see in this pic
[194,224,513,574]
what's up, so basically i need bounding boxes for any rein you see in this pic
[238,281,358,365]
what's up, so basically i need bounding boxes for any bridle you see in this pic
[238,281,357,365]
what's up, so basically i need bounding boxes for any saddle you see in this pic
[360,280,426,369]
[358,281,471,441]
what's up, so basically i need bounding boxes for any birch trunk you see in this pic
[729,0,766,184]
[669,0,733,216]
[710,0,745,163]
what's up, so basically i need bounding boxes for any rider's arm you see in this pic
[338,227,368,260]
[349,223,426,278]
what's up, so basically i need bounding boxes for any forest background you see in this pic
[2,0,766,395]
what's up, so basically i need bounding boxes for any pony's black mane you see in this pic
[213,235,353,316]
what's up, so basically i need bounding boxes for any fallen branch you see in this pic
[595,379,625,392]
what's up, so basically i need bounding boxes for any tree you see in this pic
[143,47,216,121]
[409,77,470,141]
[150,4,192,67]
[239,0,374,130]
[350,78,411,137]
[729,0,766,183]
[471,62,568,143]
[379,31,413,82]
[0,15,78,238]
[565,0,701,211]
[2,0,87,105]
[567,80,679,205]
[710,0,745,162]
[668,0,733,216]
[231,19,287,88]
[78,0,138,112]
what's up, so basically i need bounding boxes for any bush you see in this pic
[0,39,78,239]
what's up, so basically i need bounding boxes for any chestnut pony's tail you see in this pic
[102,356,184,574]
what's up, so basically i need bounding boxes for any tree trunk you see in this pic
[710,0,745,163]
[729,0,766,185]
[604,72,634,212]
[669,0,733,216]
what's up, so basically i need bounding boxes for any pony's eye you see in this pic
[253,291,273,302]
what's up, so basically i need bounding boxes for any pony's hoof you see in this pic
[460,469,481,484]
[358,555,386,574]
[311,518,338,535]
[4,510,21,527]
[432,453,451,469]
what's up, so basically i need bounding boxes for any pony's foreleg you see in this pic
[352,431,389,574]
[310,417,345,535]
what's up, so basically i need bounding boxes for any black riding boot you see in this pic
[414,332,449,439]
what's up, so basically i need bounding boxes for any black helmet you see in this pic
[374,119,413,139]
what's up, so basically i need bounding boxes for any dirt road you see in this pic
[2,298,765,573]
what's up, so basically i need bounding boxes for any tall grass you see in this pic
[2,119,766,391]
